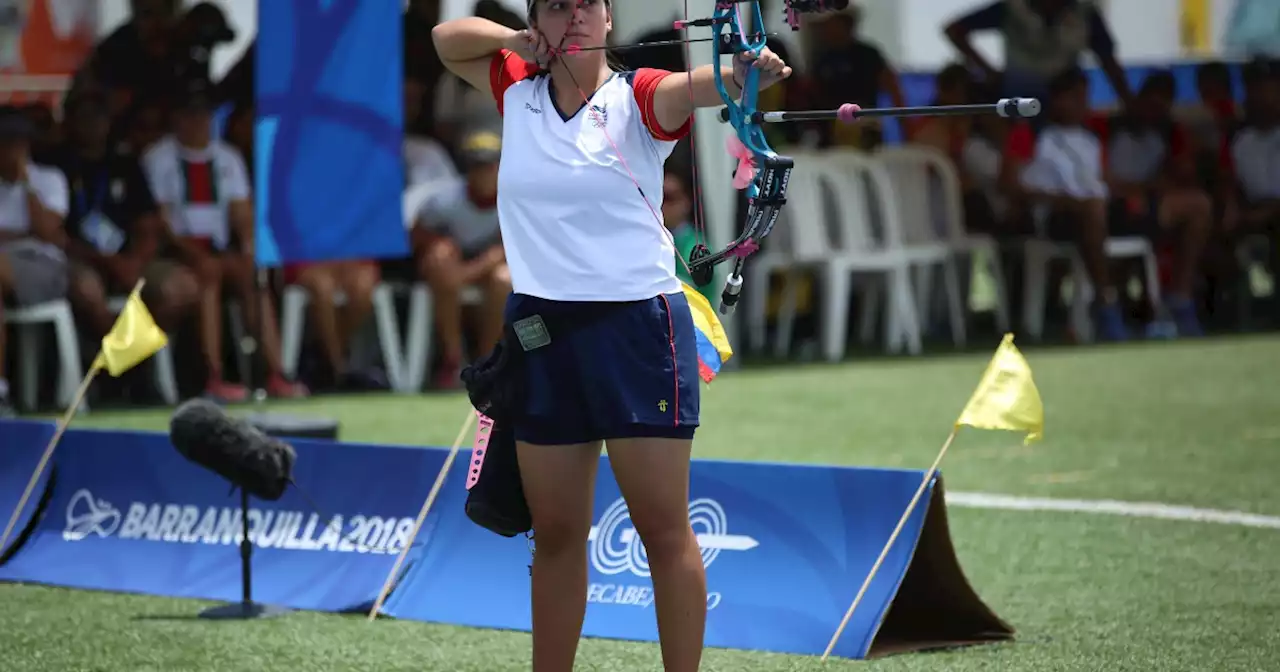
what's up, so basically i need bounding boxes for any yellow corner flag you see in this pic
[955,333,1044,444]
[95,285,168,377]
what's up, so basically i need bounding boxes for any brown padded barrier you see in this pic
[864,475,1015,658]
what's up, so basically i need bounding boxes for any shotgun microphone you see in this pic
[169,399,297,501]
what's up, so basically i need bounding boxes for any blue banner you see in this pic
[254,0,407,267]
[383,458,935,659]
[0,427,448,612]
[0,420,55,561]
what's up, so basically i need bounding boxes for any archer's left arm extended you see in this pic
[650,51,792,133]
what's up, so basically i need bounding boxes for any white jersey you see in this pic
[490,50,689,301]
[1230,125,1280,204]
[142,135,251,249]
[0,163,69,259]
[1020,124,1108,200]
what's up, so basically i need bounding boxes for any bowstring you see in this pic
[679,0,709,254]
[548,0,701,282]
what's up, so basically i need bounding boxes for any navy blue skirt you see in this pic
[504,291,700,445]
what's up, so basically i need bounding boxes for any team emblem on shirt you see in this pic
[589,104,608,128]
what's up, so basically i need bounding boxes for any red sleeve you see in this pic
[489,49,539,116]
[630,68,692,142]
[1004,122,1035,162]
[1087,114,1110,142]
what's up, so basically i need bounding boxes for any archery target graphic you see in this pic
[588,497,758,577]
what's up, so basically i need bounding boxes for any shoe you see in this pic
[205,380,249,404]
[1168,296,1204,338]
[433,357,464,390]
[1095,303,1129,342]
[266,374,309,399]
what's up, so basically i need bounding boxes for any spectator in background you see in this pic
[75,0,182,118]
[120,95,169,156]
[663,166,716,304]
[142,86,307,402]
[916,65,1011,235]
[0,107,70,416]
[944,0,1133,114]
[404,0,447,136]
[405,70,460,186]
[283,259,386,393]
[59,93,199,346]
[1014,67,1129,340]
[410,127,509,389]
[1179,61,1240,163]
[1224,61,1280,245]
[21,103,61,164]
[431,1,526,143]
[807,3,908,149]
[1090,70,1211,336]
[963,80,1022,231]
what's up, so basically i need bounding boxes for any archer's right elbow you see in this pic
[431,19,476,61]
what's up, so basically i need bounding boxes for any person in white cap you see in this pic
[434,1,791,670]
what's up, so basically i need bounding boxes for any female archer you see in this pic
[433,0,790,670]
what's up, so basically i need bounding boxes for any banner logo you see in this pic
[64,489,122,541]
[585,497,758,611]
[60,490,415,554]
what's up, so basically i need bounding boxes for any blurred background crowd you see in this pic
[0,0,1277,418]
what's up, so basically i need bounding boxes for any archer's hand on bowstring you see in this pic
[732,47,793,93]
[503,28,554,68]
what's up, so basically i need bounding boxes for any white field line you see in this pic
[947,492,1280,529]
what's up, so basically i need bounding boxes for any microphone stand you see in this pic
[197,486,289,619]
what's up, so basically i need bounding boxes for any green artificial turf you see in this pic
[3,335,1279,670]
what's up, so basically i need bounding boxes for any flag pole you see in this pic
[820,428,960,662]
[0,279,152,555]
[0,359,103,555]
[367,408,476,621]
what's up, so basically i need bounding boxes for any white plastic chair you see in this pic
[875,145,1012,342]
[8,299,84,411]
[399,180,487,391]
[105,295,179,405]
[402,281,484,392]
[279,282,408,391]
[744,151,923,361]
[1021,229,1160,343]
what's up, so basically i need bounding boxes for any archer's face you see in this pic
[534,0,611,53]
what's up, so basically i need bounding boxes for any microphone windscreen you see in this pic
[169,399,296,501]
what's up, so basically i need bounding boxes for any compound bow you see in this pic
[678,0,846,316]
[553,0,1039,315]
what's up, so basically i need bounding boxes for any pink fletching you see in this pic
[836,103,861,124]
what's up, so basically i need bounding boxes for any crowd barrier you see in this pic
[0,420,1011,660]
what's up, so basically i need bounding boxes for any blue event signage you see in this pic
[0,420,1010,660]
[0,427,449,613]
[384,458,940,659]
[0,419,56,560]
[254,0,407,267]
